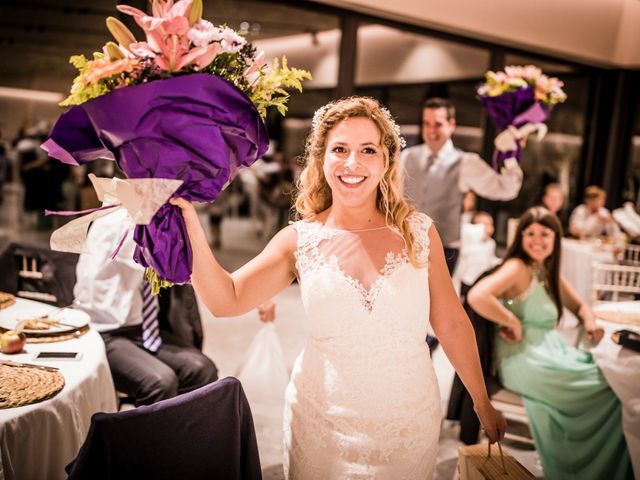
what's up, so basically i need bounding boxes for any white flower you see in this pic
[188,19,222,47]
[220,27,246,53]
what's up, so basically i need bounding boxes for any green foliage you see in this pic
[60,54,130,107]
[249,57,312,118]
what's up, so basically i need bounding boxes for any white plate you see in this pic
[0,305,89,334]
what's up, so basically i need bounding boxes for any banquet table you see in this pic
[561,238,617,305]
[585,301,640,479]
[0,298,117,480]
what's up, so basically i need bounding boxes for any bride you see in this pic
[171,96,505,479]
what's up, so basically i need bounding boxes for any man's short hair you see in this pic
[544,183,562,194]
[422,97,455,121]
[584,185,605,200]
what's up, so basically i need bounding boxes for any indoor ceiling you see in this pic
[0,0,337,90]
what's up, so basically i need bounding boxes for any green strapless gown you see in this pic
[497,279,632,479]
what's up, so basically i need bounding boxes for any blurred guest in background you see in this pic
[401,97,522,351]
[569,185,621,239]
[541,182,564,215]
[74,208,218,406]
[613,201,640,242]
[401,97,522,274]
[541,182,568,232]
[454,211,501,297]
[460,191,477,227]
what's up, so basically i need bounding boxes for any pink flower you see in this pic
[84,57,140,84]
[117,0,218,72]
[244,50,266,89]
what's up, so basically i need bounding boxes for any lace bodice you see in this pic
[293,212,431,313]
[283,212,441,480]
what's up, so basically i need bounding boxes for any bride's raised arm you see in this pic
[171,197,297,317]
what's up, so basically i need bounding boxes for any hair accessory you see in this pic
[311,102,406,150]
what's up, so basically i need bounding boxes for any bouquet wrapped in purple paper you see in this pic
[42,0,310,292]
[477,65,566,171]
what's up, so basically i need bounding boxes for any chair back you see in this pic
[0,242,79,306]
[66,377,262,480]
[591,262,640,303]
[619,244,640,266]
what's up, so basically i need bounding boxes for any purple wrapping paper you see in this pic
[480,86,550,170]
[42,74,269,283]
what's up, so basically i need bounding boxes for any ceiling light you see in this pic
[0,86,64,103]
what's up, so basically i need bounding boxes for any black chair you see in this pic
[446,271,533,445]
[67,377,262,480]
[0,242,79,307]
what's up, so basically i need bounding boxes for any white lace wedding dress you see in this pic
[283,212,441,479]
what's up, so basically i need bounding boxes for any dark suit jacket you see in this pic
[158,283,203,350]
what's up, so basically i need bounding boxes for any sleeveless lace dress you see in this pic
[283,212,441,479]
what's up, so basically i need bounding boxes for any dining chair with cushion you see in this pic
[591,262,640,303]
[66,376,262,480]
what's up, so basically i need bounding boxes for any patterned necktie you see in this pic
[425,153,437,172]
[141,281,162,352]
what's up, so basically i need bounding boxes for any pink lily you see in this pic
[117,0,217,72]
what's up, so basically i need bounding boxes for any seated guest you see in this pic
[453,211,500,297]
[613,201,640,242]
[541,182,564,215]
[467,207,631,480]
[569,185,622,239]
[74,209,218,406]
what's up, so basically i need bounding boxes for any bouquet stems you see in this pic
[144,267,174,296]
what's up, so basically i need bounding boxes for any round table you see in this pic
[587,301,640,479]
[0,298,117,480]
[561,238,617,304]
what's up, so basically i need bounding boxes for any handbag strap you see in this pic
[486,440,507,474]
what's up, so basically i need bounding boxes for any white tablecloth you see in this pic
[561,238,617,305]
[586,301,640,478]
[0,298,117,480]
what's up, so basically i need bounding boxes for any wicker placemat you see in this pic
[0,325,90,343]
[0,292,16,310]
[596,310,640,326]
[0,363,65,409]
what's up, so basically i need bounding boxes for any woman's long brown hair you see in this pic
[505,207,563,319]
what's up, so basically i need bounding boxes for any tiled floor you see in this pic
[1,184,543,479]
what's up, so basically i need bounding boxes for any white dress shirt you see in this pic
[613,203,640,237]
[454,223,501,286]
[73,208,145,332]
[569,204,622,239]
[401,140,523,201]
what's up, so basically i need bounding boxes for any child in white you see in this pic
[454,211,501,294]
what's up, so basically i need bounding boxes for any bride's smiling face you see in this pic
[323,117,386,208]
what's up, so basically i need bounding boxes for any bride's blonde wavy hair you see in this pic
[294,96,423,267]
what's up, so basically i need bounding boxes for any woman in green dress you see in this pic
[468,206,632,479]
